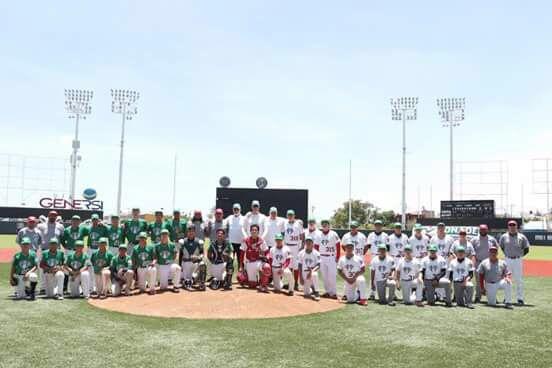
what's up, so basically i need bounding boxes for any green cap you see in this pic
[428,244,438,252]
[160,229,170,235]
[404,244,412,251]
[91,214,100,220]
[308,218,316,224]
[286,209,295,216]
[275,233,284,241]
[75,240,84,247]
[119,244,128,250]
[49,237,59,244]
[350,221,359,228]
[138,232,148,239]
[20,237,31,245]
[321,219,330,225]
[374,220,383,225]
[99,237,108,244]
[393,222,402,228]
[455,245,466,253]
[71,215,81,221]
[377,243,387,250]
[414,223,423,231]
[111,214,119,219]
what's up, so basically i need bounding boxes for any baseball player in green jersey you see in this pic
[64,240,90,298]
[90,238,113,298]
[111,244,134,296]
[123,208,149,248]
[40,237,65,300]
[60,215,85,254]
[107,215,126,256]
[132,232,157,295]
[207,229,234,290]
[178,226,206,291]
[149,210,173,243]
[10,237,38,300]
[155,229,181,292]
[170,209,187,242]
[83,214,108,256]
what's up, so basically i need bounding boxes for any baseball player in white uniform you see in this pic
[304,218,322,249]
[341,221,368,259]
[370,244,396,306]
[420,244,452,307]
[409,224,429,261]
[477,244,513,309]
[284,210,304,291]
[367,220,389,299]
[430,222,454,260]
[387,223,408,262]
[297,236,321,301]
[264,207,285,249]
[448,245,475,308]
[395,244,423,306]
[242,200,267,238]
[499,220,530,305]
[269,234,294,295]
[317,219,340,299]
[337,241,367,305]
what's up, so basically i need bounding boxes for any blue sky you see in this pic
[0,1,551,218]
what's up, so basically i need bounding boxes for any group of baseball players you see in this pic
[10,200,530,309]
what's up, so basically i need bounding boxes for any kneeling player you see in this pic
[395,244,423,306]
[448,246,474,309]
[10,237,38,301]
[477,245,513,309]
[270,234,294,295]
[207,229,233,290]
[40,237,65,300]
[421,244,452,307]
[90,238,113,299]
[298,236,321,301]
[337,241,367,305]
[111,244,134,296]
[132,232,157,295]
[64,240,90,299]
[370,244,396,306]
[179,226,207,291]
[155,229,181,293]
[239,224,269,291]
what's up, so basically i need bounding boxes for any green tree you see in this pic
[330,199,375,229]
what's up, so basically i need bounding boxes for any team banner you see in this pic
[421,225,480,240]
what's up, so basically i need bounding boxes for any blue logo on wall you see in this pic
[83,188,97,200]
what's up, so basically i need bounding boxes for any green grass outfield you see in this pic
[1,263,551,368]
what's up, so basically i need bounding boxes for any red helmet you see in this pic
[261,263,272,276]
[237,270,248,284]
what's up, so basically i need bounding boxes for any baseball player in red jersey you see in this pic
[239,224,270,292]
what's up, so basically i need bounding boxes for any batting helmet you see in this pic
[237,270,248,284]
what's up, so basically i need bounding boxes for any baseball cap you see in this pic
[49,237,59,244]
[91,214,100,220]
[321,219,330,225]
[456,245,466,253]
[138,232,148,239]
[404,244,412,251]
[428,244,438,252]
[374,220,383,225]
[71,215,81,221]
[160,229,170,235]
[20,237,31,245]
[251,200,260,207]
[215,208,223,215]
[232,203,241,210]
[275,233,284,241]
[286,209,295,216]
[437,222,446,227]
[414,224,423,231]
[350,221,359,228]
[99,237,108,244]
[308,218,316,224]
[173,209,181,214]
[489,244,498,252]
[48,210,58,216]
[269,206,277,213]
[155,209,163,215]
[75,240,84,247]
[479,224,489,230]
[305,236,314,242]
[459,229,467,235]
[377,243,387,250]
[393,222,402,228]
[111,214,119,219]
[132,207,140,212]
[119,244,128,250]
[27,216,37,223]
[508,220,518,226]
[344,241,354,247]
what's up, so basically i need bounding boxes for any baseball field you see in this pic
[1,234,552,368]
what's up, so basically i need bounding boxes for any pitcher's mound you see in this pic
[88,287,344,319]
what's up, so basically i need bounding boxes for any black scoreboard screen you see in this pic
[216,188,308,222]
[440,200,495,219]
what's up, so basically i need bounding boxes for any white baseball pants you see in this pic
[68,271,90,298]
[112,270,135,296]
[44,271,64,297]
[505,257,524,301]
[211,263,226,281]
[486,279,513,305]
[320,258,337,296]
[158,264,181,289]
[343,275,367,302]
[287,245,299,269]
[272,267,294,291]
[13,272,38,299]
[399,279,423,303]
[137,267,157,291]
[95,269,111,295]
[245,260,262,282]
[301,270,319,296]
[181,262,198,280]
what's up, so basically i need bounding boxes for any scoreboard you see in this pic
[440,200,495,219]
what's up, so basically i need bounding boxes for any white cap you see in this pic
[251,200,260,207]
[269,206,277,213]
[233,203,241,210]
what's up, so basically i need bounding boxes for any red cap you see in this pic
[489,244,499,251]
[508,220,517,226]
[194,210,201,215]
[479,224,488,230]
[215,208,223,214]
[27,216,37,223]
[48,211,58,216]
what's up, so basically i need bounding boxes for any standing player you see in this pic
[9,237,38,301]
[448,246,475,308]
[16,216,43,252]
[387,223,408,265]
[499,220,530,305]
[477,245,513,309]
[110,244,134,296]
[395,244,423,306]
[37,211,64,294]
[318,219,340,299]
[304,218,322,250]
[242,200,267,238]
[430,222,454,260]
[420,244,452,307]
[297,236,321,301]
[179,226,206,290]
[64,240,90,299]
[207,209,228,241]
[189,210,208,240]
[123,208,149,248]
[409,224,429,262]
[132,232,157,295]
[207,229,234,290]
[341,221,368,258]
[370,244,396,306]
[471,224,499,303]
[450,230,476,262]
[107,215,125,256]
[367,220,389,299]
[337,241,367,305]
[226,203,245,267]
[155,229,181,293]
[239,224,270,291]
[283,210,304,291]
[84,214,108,256]
[264,207,285,250]
[149,210,172,244]
[170,209,187,243]
[60,215,84,255]
[90,238,113,299]
[40,238,65,300]
[269,234,294,295]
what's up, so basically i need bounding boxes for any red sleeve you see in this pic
[314,244,320,251]
[335,242,341,262]
[479,273,485,290]
[283,257,291,269]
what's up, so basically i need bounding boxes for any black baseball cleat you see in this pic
[26,293,36,301]
[517,300,525,306]
[474,298,481,304]
[172,287,180,293]
[388,301,396,307]
[294,284,299,292]
[505,303,514,310]
[445,302,453,308]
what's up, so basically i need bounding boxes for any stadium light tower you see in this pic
[437,97,466,200]
[64,89,93,200]
[390,97,418,228]
[111,89,140,215]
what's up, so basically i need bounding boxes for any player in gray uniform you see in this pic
[16,216,44,252]
[499,220,530,305]
[36,211,64,294]
[477,244,513,309]
[420,244,452,307]
[189,210,208,240]
[448,246,475,308]
[206,208,228,241]
[470,224,498,303]
[450,230,475,262]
